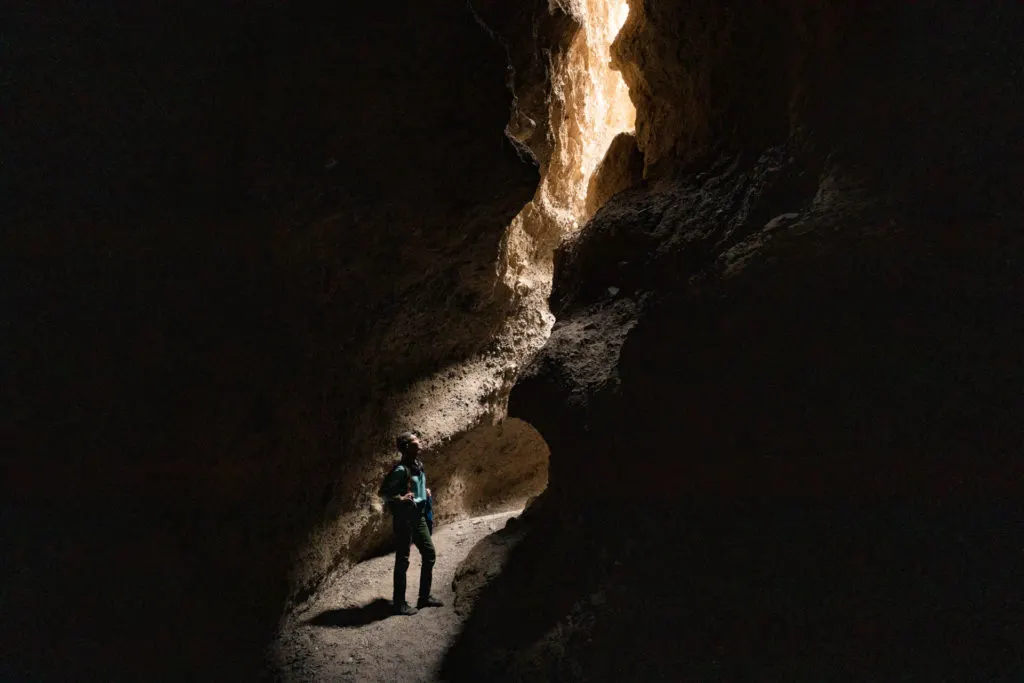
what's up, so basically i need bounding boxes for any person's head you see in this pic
[395,431,423,460]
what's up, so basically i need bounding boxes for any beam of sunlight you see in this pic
[397,1,637,470]
[576,0,637,207]
[500,0,636,306]
[544,0,637,232]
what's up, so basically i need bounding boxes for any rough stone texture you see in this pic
[612,0,857,175]
[476,0,581,170]
[5,2,552,680]
[445,1,1024,680]
[428,418,549,524]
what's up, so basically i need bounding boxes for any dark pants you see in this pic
[393,512,436,605]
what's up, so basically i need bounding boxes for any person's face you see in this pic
[405,434,423,456]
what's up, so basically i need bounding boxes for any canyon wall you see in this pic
[6,2,563,679]
[446,1,1024,679]
[8,0,1021,678]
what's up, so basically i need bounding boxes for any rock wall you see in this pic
[612,0,856,175]
[445,1,1024,680]
[5,2,563,679]
[477,0,581,170]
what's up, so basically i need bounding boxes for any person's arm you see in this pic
[381,466,413,505]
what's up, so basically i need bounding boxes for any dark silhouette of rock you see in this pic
[446,1,1024,680]
[5,2,549,679]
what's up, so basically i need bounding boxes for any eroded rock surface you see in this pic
[6,2,562,679]
[444,1,1024,680]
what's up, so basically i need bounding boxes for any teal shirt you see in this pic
[409,468,427,506]
[381,464,428,510]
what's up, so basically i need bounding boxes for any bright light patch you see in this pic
[613,1,631,33]
[541,0,638,232]
[577,0,636,201]
[497,0,637,333]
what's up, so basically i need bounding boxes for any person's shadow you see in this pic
[306,599,394,628]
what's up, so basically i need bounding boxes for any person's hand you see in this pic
[399,493,414,502]
[426,488,432,498]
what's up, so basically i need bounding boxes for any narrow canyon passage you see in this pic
[273,1,638,674]
[9,0,1022,679]
[268,3,641,677]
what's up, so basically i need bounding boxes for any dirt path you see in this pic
[273,509,520,682]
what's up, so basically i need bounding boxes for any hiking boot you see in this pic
[393,602,419,616]
[417,595,444,609]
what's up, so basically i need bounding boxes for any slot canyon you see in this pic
[6,0,1023,680]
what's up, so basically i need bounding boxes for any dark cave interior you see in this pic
[6,1,1023,680]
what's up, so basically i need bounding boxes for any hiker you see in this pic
[378,431,443,615]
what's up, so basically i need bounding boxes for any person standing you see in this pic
[379,431,444,615]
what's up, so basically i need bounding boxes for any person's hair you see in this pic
[395,431,419,456]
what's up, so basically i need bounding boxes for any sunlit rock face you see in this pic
[491,0,638,417]
[7,3,546,679]
[446,1,1024,680]
[544,0,636,227]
